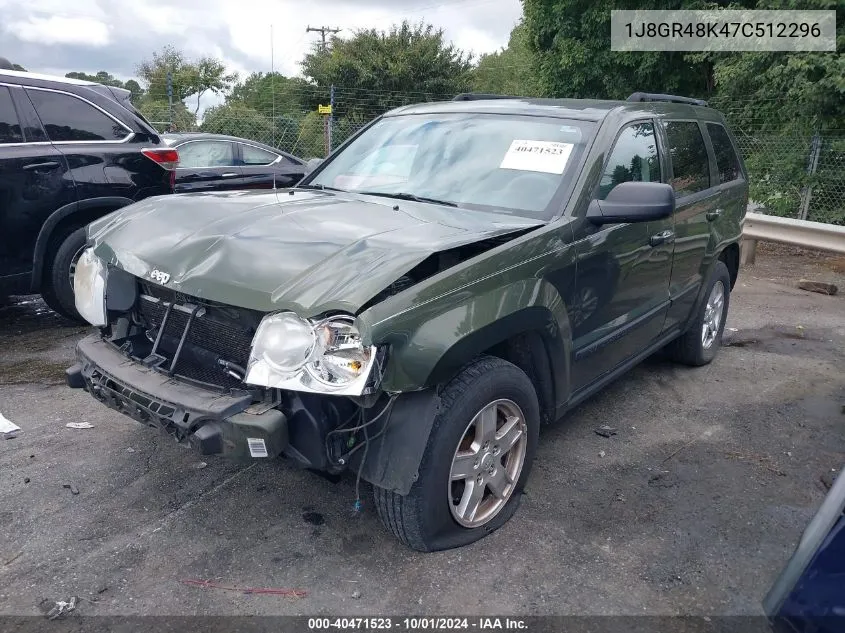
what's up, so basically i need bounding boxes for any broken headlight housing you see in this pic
[73,247,108,327]
[244,312,379,396]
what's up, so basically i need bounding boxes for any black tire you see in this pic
[667,261,731,366]
[41,226,87,321]
[373,356,540,552]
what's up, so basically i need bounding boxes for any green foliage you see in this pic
[136,46,198,101]
[136,99,196,132]
[522,0,721,99]
[473,22,542,96]
[190,57,238,116]
[226,72,326,116]
[64,71,146,101]
[200,103,274,141]
[301,21,473,115]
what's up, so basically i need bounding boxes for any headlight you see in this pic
[244,312,379,396]
[73,248,108,327]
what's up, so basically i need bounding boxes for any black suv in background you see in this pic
[0,69,177,319]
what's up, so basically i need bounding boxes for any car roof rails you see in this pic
[451,93,520,101]
[627,92,708,107]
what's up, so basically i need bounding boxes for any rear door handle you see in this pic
[706,209,723,222]
[649,230,675,247]
[22,161,60,172]
[221,172,239,178]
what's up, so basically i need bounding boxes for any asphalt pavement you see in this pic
[0,247,843,617]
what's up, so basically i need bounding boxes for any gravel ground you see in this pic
[0,249,843,617]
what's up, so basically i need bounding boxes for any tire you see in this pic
[41,226,87,321]
[667,260,731,366]
[373,356,540,552]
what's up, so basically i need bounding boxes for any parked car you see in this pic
[67,92,748,551]
[0,69,176,319]
[162,133,307,193]
[765,470,844,633]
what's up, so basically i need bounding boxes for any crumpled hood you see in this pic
[89,189,542,316]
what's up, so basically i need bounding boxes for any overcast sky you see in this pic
[0,0,522,83]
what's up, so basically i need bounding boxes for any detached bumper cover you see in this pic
[67,334,287,459]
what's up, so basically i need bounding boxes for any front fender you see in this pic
[358,228,577,406]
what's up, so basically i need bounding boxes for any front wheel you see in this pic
[374,356,540,552]
[667,260,731,366]
[41,226,87,321]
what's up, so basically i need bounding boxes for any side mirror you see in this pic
[587,181,675,225]
[304,157,323,174]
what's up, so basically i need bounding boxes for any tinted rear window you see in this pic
[27,89,130,142]
[665,121,710,197]
[707,123,742,184]
[0,87,22,143]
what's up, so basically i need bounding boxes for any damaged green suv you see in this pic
[66,93,747,551]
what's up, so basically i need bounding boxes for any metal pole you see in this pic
[166,71,173,131]
[328,84,335,153]
[798,129,822,221]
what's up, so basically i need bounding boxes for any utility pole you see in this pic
[306,25,341,51]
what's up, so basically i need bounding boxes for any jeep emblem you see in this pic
[149,269,171,284]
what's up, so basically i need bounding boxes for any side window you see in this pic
[599,122,660,200]
[707,123,742,184]
[26,89,129,142]
[177,141,235,168]
[0,87,23,143]
[665,121,710,197]
[240,144,279,166]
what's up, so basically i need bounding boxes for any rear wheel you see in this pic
[667,260,731,366]
[41,226,87,321]
[373,356,540,551]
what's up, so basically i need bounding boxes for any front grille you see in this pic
[133,284,262,391]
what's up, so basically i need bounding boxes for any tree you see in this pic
[124,79,144,101]
[66,71,124,87]
[523,0,722,99]
[136,99,196,132]
[226,72,325,116]
[201,103,274,144]
[301,21,473,116]
[190,57,237,116]
[136,45,199,101]
[472,21,541,96]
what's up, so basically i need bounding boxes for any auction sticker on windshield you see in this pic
[500,140,574,174]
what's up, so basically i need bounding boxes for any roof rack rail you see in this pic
[451,93,519,101]
[627,92,708,107]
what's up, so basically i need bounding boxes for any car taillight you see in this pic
[141,148,179,170]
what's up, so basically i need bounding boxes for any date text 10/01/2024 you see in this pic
[307,617,529,630]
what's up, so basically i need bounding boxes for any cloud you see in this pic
[4,15,110,46]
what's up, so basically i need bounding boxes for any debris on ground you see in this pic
[820,470,838,491]
[797,280,838,296]
[62,484,80,495]
[66,422,95,430]
[598,450,606,458]
[0,411,21,439]
[46,596,78,619]
[594,425,618,438]
[126,447,135,453]
[725,451,786,476]
[352,591,361,599]
[193,461,207,469]
[179,578,306,597]
[4,551,23,566]
[24,477,30,484]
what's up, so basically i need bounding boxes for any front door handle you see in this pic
[221,172,239,178]
[649,230,674,247]
[706,209,723,222]
[22,161,60,171]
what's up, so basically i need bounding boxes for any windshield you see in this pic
[307,113,594,219]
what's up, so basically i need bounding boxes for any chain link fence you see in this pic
[138,85,844,226]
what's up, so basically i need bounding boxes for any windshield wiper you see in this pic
[296,183,346,192]
[356,191,458,207]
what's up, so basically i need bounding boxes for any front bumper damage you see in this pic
[68,334,442,494]
[66,335,288,460]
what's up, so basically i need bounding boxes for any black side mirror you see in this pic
[587,181,675,225]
